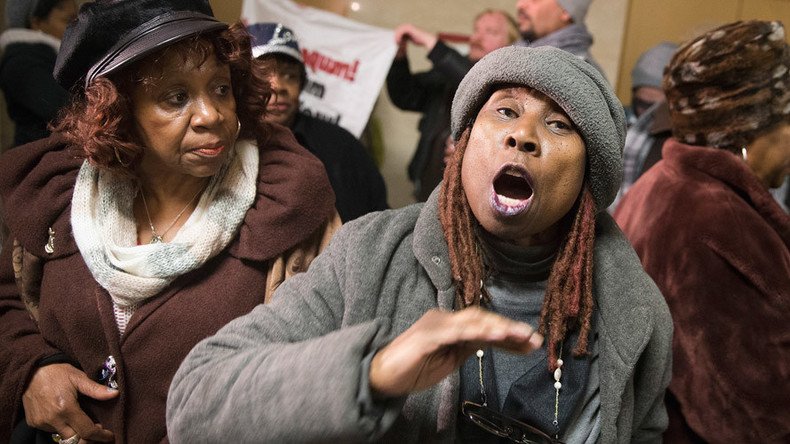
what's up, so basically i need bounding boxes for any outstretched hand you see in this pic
[369,307,543,397]
[394,23,439,57]
[22,363,118,442]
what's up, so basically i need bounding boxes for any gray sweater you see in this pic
[166,190,672,443]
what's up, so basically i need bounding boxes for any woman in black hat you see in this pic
[0,1,338,442]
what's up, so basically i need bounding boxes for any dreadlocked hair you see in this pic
[539,185,596,370]
[439,128,489,308]
[438,126,597,371]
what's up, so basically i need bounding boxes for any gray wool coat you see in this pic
[166,190,673,443]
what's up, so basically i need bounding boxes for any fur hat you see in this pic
[631,42,677,89]
[248,23,303,63]
[451,45,625,210]
[664,20,790,149]
[557,0,591,25]
[54,0,227,92]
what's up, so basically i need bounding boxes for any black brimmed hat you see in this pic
[54,0,227,91]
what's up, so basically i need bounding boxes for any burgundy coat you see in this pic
[0,125,337,443]
[615,139,790,443]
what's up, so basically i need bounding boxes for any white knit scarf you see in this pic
[71,139,259,308]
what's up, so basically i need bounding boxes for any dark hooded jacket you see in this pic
[0,29,69,147]
[386,41,471,201]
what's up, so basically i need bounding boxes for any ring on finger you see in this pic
[51,433,80,444]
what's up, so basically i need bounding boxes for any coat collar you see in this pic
[592,214,661,440]
[412,186,454,299]
[663,139,790,245]
[226,124,335,261]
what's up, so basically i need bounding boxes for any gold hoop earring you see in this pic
[236,120,242,139]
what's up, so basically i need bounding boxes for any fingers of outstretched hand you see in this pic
[432,307,543,352]
[393,24,436,48]
[370,309,543,397]
[22,364,116,442]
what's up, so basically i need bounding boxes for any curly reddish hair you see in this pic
[52,22,272,177]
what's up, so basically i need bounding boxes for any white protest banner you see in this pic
[242,0,397,138]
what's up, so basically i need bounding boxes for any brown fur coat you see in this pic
[615,138,790,443]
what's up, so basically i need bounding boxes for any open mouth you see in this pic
[491,165,533,216]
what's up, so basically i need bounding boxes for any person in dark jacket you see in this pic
[248,22,388,222]
[386,10,518,201]
[0,1,338,443]
[0,0,76,147]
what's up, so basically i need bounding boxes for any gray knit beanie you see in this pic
[631,42,677,89]
[451,45,625,210]
[6,0,40,28]
[557,0,591,25]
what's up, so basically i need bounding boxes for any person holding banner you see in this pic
[0,0,338,442]
[167,45,672,443]
[248,22,388,222]
[387,9,519,202]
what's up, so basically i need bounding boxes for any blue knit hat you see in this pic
[248,22,303,64]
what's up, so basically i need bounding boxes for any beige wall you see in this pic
[617,0,790,103]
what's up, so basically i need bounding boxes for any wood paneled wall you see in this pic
[617,0,790,103]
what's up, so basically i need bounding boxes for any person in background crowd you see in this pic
[248,22,388,222]
[514,0,605,78]
[387,9,519,201]
[167,46,672,443]
[627,42,676,123]
[615,20,790,443]
[0,0,76,148]
[0,1,338,442]
[610,42,677,211]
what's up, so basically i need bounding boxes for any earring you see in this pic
[741,146,748,162]
[236,120,242,139]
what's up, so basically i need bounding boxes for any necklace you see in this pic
[475,341,564,439]
[139,185,204,244]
